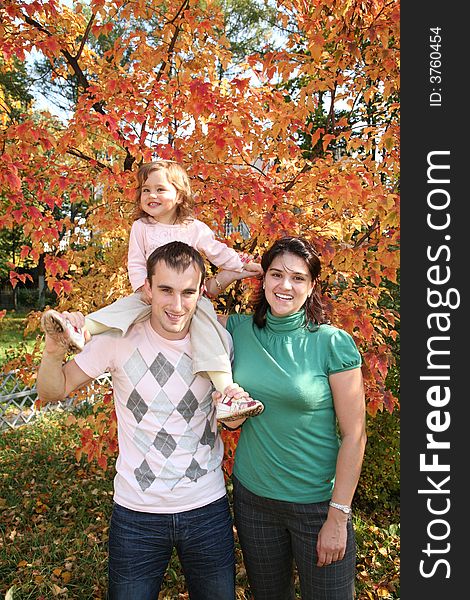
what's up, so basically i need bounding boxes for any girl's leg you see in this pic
[190,297,264,421]
[84,317,111,335]
[86,292,151,336]
[207,371,235,395]
[41,293,151,354]
[208,370,264,421]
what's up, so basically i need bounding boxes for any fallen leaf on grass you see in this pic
[62,571,72,583]
[5,587,16,600]
[51,583,68,596]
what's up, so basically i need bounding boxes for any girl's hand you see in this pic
[239,252,263,276]
[239,252,254,264]
[243,261,263,276]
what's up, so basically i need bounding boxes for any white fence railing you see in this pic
[0,370,112,430]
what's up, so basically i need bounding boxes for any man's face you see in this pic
[143,261,202,340]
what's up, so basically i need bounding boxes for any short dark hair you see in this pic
[146,241,206,289]
[253,236,327,328]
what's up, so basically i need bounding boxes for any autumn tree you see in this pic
[0,0,399,467]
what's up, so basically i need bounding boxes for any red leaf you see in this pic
[6,171,22,191]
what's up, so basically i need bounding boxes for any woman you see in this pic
[216,236,367,600]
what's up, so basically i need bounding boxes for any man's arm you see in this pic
[37,312,93,403]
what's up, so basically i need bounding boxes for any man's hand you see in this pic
[213,383,251,403]
[38,310,92,405]
[41,310,89,354]
[213,383,264,429]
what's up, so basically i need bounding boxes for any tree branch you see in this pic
[75,13,96,62]
[66,147,108,170]
[22,9,135,171]
[353,216,380,248]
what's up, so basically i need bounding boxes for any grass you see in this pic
[0,310,40,367]
[0,410,400,600]
[0,311,399,598]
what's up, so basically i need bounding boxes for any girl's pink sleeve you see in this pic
[127,221,148,291]
[193,220,244,271]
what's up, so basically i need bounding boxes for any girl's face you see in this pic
[140,169,181,224]
[264,252,314,318]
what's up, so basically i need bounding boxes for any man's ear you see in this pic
[143,278,152,299]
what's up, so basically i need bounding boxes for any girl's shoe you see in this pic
[216,396,264,421]
[40,309,85,353]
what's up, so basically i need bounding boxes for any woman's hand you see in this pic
[316,510,349,567]
[243,261,263,276]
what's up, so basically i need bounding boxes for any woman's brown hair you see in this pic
[253,236,328,329]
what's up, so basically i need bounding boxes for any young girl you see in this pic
[41,160,264,421]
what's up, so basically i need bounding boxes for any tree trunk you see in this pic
[37,253,46,309]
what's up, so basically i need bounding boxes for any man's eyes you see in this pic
[159,289,196,296]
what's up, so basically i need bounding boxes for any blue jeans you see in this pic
[233,476,356,600]
[108,496,235,600]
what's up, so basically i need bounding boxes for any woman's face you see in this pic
[264,252,314,318]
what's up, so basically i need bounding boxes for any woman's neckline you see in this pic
[265,308,307,333]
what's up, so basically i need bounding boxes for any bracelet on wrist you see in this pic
[329,501,352,515]
[214,277,223,291]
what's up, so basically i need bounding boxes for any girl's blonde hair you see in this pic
[133,160,194,222]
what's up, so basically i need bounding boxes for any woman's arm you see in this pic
[329,367,367,507]
[205,266,259,297]
[316,367,367,567]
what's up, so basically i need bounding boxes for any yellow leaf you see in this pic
[51,583,67,596]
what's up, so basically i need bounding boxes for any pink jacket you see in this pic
[127,218,244,291]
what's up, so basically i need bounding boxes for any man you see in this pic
[37,241,253,600]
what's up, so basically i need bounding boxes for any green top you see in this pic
[226,309,362,503]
